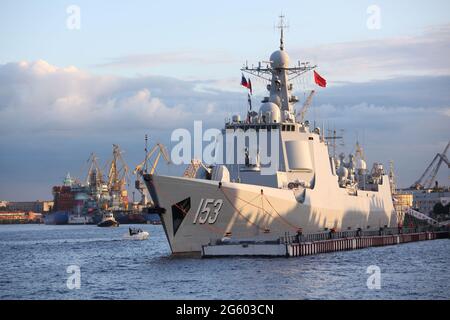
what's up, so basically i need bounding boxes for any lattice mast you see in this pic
[241,15,317,117]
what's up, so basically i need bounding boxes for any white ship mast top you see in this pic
[277,14,286,51]
[241,15,317,121]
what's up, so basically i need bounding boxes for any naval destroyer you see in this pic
[144,18,398,254]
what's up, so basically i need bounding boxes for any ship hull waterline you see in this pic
[144,174,397,254]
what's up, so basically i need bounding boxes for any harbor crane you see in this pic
[411,141,450,190]
[296,90,315,123]
[133,143,171,176]
[85,153,104,187]
[106,144,130,209]
[107,144,129,191]
[133,142,171,205]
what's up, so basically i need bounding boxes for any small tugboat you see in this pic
[123,227,149,240]
[97,212,119,227]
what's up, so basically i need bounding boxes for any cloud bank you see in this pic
[0,59,449,200]
[0,60,244,136]
[291,24,450,83]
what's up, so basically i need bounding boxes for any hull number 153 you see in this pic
[193,198,223,224]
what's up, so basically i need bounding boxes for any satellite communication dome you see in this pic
[270,50,290,68]
[259,102,281,123]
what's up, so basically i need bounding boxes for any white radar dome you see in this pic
[259,102,281,123]
[270,50,290,68]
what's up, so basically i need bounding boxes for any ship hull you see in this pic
[97,220,119,227]
[145,174,397,254]
[43,211,69,225]
[113,211,147,224]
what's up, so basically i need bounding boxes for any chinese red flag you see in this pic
[314,71,327,88]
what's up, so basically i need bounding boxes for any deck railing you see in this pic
[280,226,448,244]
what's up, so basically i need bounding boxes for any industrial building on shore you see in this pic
[0,200,53,224]
[0,211,43,224]
[413,190,450,215]
[1,200,54,213]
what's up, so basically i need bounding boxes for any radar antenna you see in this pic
[276,14,288,51]
[325,129,344,158]
[242,15,315,82]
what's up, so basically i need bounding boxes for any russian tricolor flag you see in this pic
[241,74,252,94]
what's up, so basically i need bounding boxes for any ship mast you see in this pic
[241,15,317,119]
[277,14,286,51]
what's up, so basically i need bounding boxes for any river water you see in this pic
[0,224,448,300]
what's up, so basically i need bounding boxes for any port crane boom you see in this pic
[296,90,315,123]
[411,141,450,189]
[133,143,171,205]
[85,153,104,186]
[107,144,129,191]
[133,143,171,176]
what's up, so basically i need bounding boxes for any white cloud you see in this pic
[291,24,450,83]
[0,60,244,135]
[0,59,448,191]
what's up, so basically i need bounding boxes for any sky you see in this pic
[0,0,449,200]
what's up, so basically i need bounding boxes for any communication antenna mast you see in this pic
[340,129,345,147]
[275,14,289,51]
[325,128,344,158]
[242,14,316,83]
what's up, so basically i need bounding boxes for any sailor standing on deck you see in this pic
[295,228,303,243]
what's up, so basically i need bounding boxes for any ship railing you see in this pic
[207,226,447,246]
[280,226,446,244]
